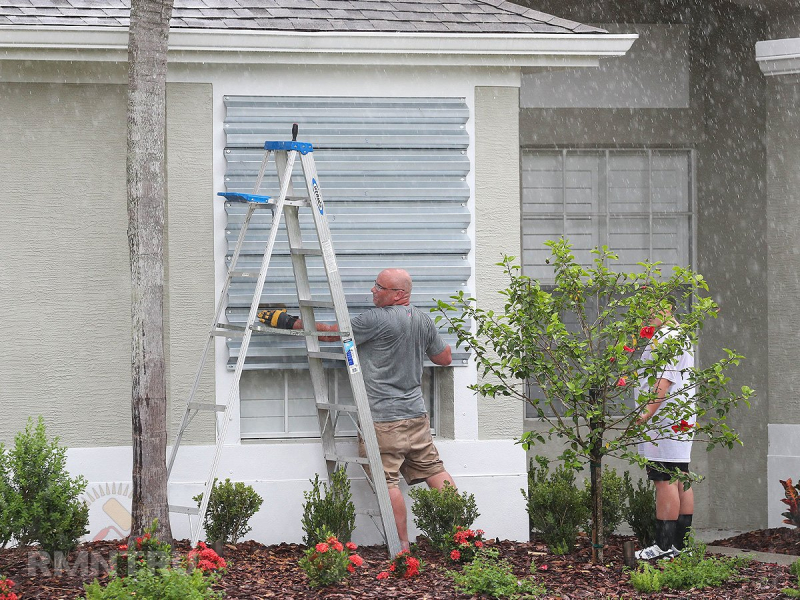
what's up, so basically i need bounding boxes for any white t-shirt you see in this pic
[636,328,696,463]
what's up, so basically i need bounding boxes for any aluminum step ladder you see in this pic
[167,127,401,556]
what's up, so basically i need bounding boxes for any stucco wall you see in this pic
[474,86,523,440]
[0,83,130,446]
[0,81,214,447]
[517,1,769,531]
[695,10,768,531]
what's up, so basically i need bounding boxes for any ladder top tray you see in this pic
[264,140,313,154]
[218,192,272,204]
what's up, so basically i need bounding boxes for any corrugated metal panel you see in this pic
[222,96,471,370]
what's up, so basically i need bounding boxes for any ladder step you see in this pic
[317,402,358,413]
[290,246,323,256]
[308,351,346,361]
[324,453,370,465]
[169,505,200,515]
[299,298,335,309]
[188,402,226,412]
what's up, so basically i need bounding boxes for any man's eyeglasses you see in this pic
[374,281,406,292]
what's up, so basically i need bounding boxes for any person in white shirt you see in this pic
[634,298,696,560]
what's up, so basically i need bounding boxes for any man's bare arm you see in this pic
[430,345,452,366]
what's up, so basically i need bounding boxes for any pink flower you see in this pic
[640,326,656,339]
[377,571,389,580]
[450,549,461,561]
[315,543,329,553]
[346,541,358,551]
[617,377,626,387]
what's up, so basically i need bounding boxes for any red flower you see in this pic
[332,541,344,552]
[617,377,626,387]
[347,564,355,573]
[389,564,396,572]
[540,564,549,571]
[346,541,358,551]
[450,549,461,561]
[376,572,389,580]
[118,544,128,551]
[640,326,656,339]
[624,345,634,352]
[315,543,329,553]
[474,541,484,548]
[349,554,364,567]
[671,419,694,433]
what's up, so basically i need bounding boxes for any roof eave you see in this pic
[756,37,800,76]
[0,27,638,67]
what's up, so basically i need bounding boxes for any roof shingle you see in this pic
[0,0,607,34]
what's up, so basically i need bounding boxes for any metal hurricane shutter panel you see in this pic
[222,96,471,371]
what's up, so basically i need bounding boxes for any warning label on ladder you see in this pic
[342,337,361,374]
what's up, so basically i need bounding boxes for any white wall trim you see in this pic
[756,37,800,76]
[0,27,637,67]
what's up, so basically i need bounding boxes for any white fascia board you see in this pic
[0,26,637,68]
[756,37,800,76]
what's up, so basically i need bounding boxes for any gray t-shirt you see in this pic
[351,304,447,422]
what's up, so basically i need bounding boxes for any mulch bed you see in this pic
[2,530,799,599]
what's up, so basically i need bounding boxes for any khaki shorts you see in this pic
[358,414,445,488]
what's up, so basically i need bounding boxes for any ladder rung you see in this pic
[324,453,370,465]
[285,196,311,207]
[308,351,346,361]
[229,270,261,278]
[169,505,200,515]
[290,246,323,256]
[188,402,226,412]
[317,402,358,413]
[249,324,306,336]
[299,298,335,309]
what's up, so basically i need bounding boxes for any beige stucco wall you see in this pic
[0,81,214,447]
[474,86,523,440]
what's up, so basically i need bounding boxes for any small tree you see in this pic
[436,239,753,562]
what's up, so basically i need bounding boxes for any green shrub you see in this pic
[522,457,588,554]
[0,447,13,548]
[448,548,546,599]
[192,478,263,544]
[629,561,663,593]
[630,533,749,593]
[84,563,223,599]
[784,561,800,598]
[301,468,356,546]
[409,482,479,551]
[622,471,656,548]
[580,467,626,538]
[2,416,89,554]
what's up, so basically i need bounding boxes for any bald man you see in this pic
[258,268,455,550]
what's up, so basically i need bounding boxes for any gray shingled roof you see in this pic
[0,0,605,34]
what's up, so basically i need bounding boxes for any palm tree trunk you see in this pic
[127,0,174,542]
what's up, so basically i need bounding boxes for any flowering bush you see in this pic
[298,528,364,588]
[115,520,173,577]
[376,550,422,580]
[446,526,486,563]
[0,576,18,600]
[86,521,224,599]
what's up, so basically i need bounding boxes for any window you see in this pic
[522,149,694,283]
[521,149,694,418]
[220,96,469,438]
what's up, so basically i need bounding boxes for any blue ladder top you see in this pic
[217,192,272,204]
[264,140,313,154]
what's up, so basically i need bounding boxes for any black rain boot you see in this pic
[656,518,677,553]
[675,514,693,551]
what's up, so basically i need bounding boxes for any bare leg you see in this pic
[426,470,456,490]
[389,487,410,551]
[677,485,694,515]
[654,480,680,520]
